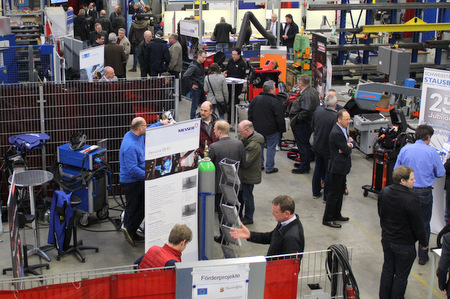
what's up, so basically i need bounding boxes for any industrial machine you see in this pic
[287,34,312,91]
[362,109,413,197]
[353,113,389,156]
[55,143,110,226]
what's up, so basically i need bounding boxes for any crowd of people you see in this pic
[76,5,450,296]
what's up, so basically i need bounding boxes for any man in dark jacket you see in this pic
[322,109,354,228]
[146,30,170,76]
[89,23,108,46]
[74,9,90,44]
[128,14,148,72]
[230,195,305,256]
[213,17,235,51]
[311,93,338,201]
[289,74,319,174]
[112,7,125,35]
[378,166,428,299]
[248,80,286,174]
[198,101,219,157]
[137,30,152,78]
[183,49,207,119]
[224,48,246,123]
[282,14,299,56]
[238,120,264,224]
[95,10,112,34]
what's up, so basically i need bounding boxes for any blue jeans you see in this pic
[412,187,433,259]
[379,240,416,299]
[292,120,313,171]
[216,43,229,51]
[190,87,205,119]
[261,132,280,172]
[239,183,255,221]
[312,151,330,200]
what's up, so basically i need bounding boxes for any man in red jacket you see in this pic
[139,224,192,269]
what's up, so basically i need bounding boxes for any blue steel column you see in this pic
[435,0,446,64]
[411,0,423,63]
[337,0,348,66]
[389,0,398,44]
[362,0,372,80]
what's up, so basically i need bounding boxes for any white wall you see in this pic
[162,7,366,38]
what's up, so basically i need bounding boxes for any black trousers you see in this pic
[227,84,243,123]
[322,173,346,222]
[121,181,145,236]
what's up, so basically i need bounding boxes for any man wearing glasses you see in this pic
[120,117,169,246]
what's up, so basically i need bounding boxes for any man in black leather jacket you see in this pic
[289,74,319,174]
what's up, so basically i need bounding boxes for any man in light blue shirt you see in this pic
[395,124,445,265]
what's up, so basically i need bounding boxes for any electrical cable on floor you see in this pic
[326,244,360,299]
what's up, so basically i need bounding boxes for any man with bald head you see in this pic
[138,30,153,78]
[96,9,112,34]
[120,117,169,246]
[199,101,219,157]
[209,120,245,241]
[99,66,118,82]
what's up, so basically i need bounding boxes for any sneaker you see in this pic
[313,193,322,199]
[129,68,137,72]
[122,228,136,247]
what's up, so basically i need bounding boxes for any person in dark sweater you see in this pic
[183,49,207,119]
[230,195,305,257]
[224,48,246,123]
[378,165,428,299]
[128,14,148,72]
[213,17,235,51]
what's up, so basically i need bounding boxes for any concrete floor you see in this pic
[0,64,444,298]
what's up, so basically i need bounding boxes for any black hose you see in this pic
[326,244,360,299]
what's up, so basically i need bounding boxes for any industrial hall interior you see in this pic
[0,0,449,298]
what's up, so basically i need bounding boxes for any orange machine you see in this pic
[259,46,287,83]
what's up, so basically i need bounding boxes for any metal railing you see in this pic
[0,248,353,298]
[0,78,178,201]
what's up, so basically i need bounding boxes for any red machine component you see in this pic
[247,69,281,101]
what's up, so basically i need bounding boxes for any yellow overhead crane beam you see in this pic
[362,17,450,33]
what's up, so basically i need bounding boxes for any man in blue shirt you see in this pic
[395,124,445,265]
[120,117,168,246]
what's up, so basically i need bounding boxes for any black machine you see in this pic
[362,109,414,197]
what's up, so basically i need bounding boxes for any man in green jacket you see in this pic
[238,120,264,225]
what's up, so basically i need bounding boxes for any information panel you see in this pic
[144,119,201,261]
[420,68,450,233]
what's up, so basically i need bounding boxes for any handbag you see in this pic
[207,76,227,115]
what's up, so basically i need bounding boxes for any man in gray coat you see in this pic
[238,120,264,225]
[209,120,245,243]
[168,34,183,78]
